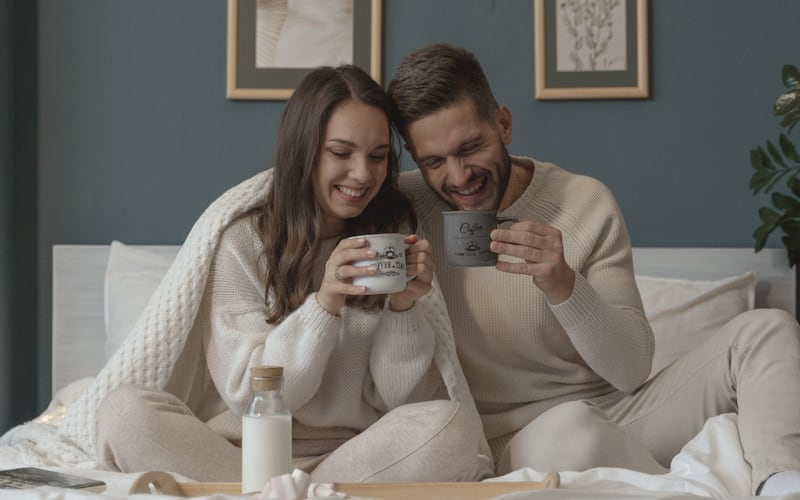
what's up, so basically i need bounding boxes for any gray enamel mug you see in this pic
[442,211,518,267]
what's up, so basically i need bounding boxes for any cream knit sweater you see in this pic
[399,157,654,454]
[199,214,447,432]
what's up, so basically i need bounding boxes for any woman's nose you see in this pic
[349,156,371,181]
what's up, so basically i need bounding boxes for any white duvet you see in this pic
[0,378,781,500]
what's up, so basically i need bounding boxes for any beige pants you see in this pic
[497,309,800,494]
[96,387,492,483]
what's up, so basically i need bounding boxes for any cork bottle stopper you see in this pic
[250,365,283,391]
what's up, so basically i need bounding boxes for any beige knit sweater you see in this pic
[399,157,654,454]
[199,214,447,432]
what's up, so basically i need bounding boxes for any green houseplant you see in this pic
[750,64,800,267]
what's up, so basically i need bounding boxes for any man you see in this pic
[388,43,800,496]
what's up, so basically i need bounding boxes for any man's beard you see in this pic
[433,143,513,211]
[491,145,513,210]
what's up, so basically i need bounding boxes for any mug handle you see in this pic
[497,216,518,225]
[402,241,417,282]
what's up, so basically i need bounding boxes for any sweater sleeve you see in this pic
[368,293,442,408]
[547,179,654,393]
[551,272,653,392]
[201,218,343,416]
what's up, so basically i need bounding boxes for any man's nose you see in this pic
[445,156,470,186]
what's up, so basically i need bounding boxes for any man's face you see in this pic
[404,99,512,211]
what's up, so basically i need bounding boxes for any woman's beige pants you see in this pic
[96,390,492,483]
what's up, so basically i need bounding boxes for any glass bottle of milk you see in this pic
[242,365,292,494]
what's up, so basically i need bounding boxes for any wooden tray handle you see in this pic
[129,471,182,495]
[129,471,562,497]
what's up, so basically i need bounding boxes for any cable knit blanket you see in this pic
[0,170,490,470]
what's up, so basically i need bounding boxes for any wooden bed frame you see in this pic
[50,245,796,397]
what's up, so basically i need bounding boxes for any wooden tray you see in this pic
[129,471,561,499]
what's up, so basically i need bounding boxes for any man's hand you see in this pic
[489,221,576,304]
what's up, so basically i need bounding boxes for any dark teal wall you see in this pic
[7,0,798,425]
[1,0,37,433]
[381,0,799,249]
[0,0,11,432]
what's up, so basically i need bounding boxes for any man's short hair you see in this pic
[387,43,498,134]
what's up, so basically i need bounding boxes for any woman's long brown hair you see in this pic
[257,65,417,323]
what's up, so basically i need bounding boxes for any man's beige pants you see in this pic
[497,309,800,495]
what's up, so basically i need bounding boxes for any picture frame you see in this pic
[226,0,382,100]
[534,0,649,100]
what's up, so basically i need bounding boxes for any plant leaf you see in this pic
[780,234,800,266]
[750,148,764,170]
[778,134,800,163]
[767,140,788,168]
[779,218,800,234]
[750,168,776,194]
[759,206,782,224]
[790,177,800,198]
[774,90,800,116]
[753,223,773,252]
[782,64,800,90]
[780,108,800,130]
[773,192,800,211]
[783,234,800,252]
[782,242,799,267]
[764,169,789,194]
[751,146,774,171]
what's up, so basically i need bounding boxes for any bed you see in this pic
[0,242,796,499]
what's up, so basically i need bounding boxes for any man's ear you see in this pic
[496,104,512,146]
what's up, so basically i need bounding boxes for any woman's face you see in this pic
[313,98,390,237]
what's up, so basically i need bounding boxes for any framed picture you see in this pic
[534,0,649,100]
[226,0,382,100]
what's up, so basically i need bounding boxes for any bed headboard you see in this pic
[51,245,796,397]
[631,247,795,314]
[51,244,181,396]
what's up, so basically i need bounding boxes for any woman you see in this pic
[93,65,491,483]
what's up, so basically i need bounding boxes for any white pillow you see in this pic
[636,272,756,379]
[103,241,177,360]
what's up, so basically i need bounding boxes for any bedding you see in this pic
[103,241,175,360]
[0,243,795,499]
[636,272,756,378]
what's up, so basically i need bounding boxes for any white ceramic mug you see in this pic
[349,233,410,294]
[442,211,518,267]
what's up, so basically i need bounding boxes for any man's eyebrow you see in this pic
[415,135,484,161]
[414,152,441,163]
[458,135,484,149]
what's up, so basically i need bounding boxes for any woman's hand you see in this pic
[389,234,434,312]
[317,237,378,315]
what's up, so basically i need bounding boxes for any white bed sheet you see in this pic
[490,413,754,499]
[0,380,776,499]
